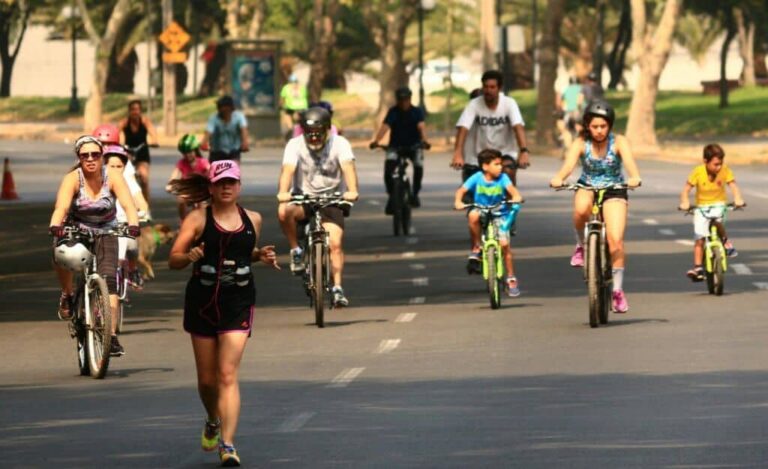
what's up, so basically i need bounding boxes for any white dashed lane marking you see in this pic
[367,200,381,206]
[409,263,426,270]
[659,229,676,236]
[402,252,416,258]
[409,297,426,304]
[412,277,429,286]
[643,218,659,226]
[328,368,365,388]
[375,339,401,354]
[753,282,768,290]
[395,312,417,323]
[676,239,695,246]
[731,263,752,275]
[277,412,316,433]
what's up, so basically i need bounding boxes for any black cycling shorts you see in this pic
[134,147,151,164]
[302,205,346,229]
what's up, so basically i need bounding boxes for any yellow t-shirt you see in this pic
[687,164,734,206]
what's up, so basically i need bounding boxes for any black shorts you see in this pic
[602,187,628,202]
[134,147,151,164]
[302,205,346,228]
[184,281,255,337]
[210,151,241,163]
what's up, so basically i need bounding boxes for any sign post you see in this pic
[159,1,190,137]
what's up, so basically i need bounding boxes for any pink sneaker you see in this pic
[570,245,584,267]
[612,289,629,313]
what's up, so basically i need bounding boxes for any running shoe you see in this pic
[290,247,305,275]
[129,270,144,290]
[201,418,221,452]
[467,250,482,275]
[332,286,349,307]
[110,335,125,357]
[506,277,520,297]
[57,292,74,320]
[724,240,738,258]
[570,245,584,267]
[686,266,704,282]
[612,289,629,313]
[218,443,241,467]
[410,194,421,208]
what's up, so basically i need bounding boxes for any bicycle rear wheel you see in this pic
[392,179,404,236]
[712,248,725,296]
[400,180,412,236]
[86,276,112,379]
[586,233,601,328]
[312,242,326,328]
[485,247,501,309]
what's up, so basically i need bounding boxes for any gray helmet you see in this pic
[54,239,93,272]
[582,100,615,128]
[300,107,332,151]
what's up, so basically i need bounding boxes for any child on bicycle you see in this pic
[678,143,745,281]
[454,149,524,297]
[166,134,211,221]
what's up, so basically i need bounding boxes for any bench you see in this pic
[700,79,740,95]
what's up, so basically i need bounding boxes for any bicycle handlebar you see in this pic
[370,141,430,151]
[288,193,354,209]
[456,200,524,211]
[679,203,745,215]
[553,182,636,192]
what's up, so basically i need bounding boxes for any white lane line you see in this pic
[745,190,768,200]
[409,296,426,304]
[277,412,316,433]
[412,277,429,286]
[659,229,676,236]
[367,200,381,206]
[731,263,752,275]
[402,251,416,258]
[409,227,417,234]
[328,367,365,388]
[409,263,426,270]
[643,218,659,226]
[676,239,695,246]
[395,312,417,323]
[753,282,768,290]
[406,237,419,245]
[375,339,401,354]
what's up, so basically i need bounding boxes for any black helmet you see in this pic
[583,100,615,128]
[216,95,235,108]
[301,107,332,151]
[395,87,412,100]
[587,71,598,82]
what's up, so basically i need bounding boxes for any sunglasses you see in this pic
[78,152,102,161]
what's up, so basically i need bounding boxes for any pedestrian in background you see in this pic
[200,96,250,163]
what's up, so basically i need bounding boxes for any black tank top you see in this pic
[123,118,150,161]
[185,205,256,324]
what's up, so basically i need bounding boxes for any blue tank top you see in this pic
[578,133,624,187]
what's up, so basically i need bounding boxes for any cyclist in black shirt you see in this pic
[370,87,430,210]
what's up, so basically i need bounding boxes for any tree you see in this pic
[307,0,339,102]
[606,0,631,89]
[78,0,134,130]
[719,5,737,108]
[733,5,756,86]
[0,0,33,97]
[625,0,681,154]
[535,0,567,146]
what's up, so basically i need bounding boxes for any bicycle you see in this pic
[555,182,634,328]
[58,225,127,378]
[372,142,428,236]
[457,200,522,309]
[289,193,352,328]
[680,203,744,296]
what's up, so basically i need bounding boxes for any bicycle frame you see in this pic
[702,211,728,275]
[480,211,503,281]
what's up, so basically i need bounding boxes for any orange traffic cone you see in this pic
[2,157,19,200]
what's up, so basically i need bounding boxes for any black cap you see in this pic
[395,87,412,99]
[217,95,235,108]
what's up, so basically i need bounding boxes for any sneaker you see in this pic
[410,194,421,208]
[570,245,584,267]
[290,247,305,275]
[201,418,221,452]
[218,443,241,467]
[129,270,144,290]
[57,292,74,320]
[724,240,738,258]
[332,286,349,307]
[686,266,705,282]
[612,289,629,313]
[110,335,125,357]
[506,277,520,297]
[467,250,482,275]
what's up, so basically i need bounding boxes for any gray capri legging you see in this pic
[94,235,119,294]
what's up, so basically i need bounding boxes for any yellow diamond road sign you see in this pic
[158,21,190,53]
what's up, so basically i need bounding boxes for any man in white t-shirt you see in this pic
[277,107,359,307]
[451,70,531,185]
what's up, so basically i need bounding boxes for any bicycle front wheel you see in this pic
[599,237,612,325]
[72,289,90,376]
[400,181,412,236]
[485,246,501,309]
[86,276,112,379]
[392,179,404,236]
[586,233,601,328]
[312,243,326,328]
[712,247,725,296]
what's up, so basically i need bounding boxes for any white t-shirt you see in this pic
[456,95,525,164]
[282,135,355,195]
[116,163,142,223]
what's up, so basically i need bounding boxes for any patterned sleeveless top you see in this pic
[578,133,624,187]
[68,167,117,232]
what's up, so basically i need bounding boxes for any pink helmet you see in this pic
[92,124,120,144]
[103,144,128,163]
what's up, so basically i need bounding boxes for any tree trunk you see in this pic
[606,0,631,90]
[733,7,755,87]
[719,7,737,108]
[535,0,567,146]
[308,0,339,103]
[247,0,267,39]
[0,0,31,97]
[625,0,681,154]
[225,0,241,39]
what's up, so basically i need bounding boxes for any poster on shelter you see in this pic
[232,52,276,114]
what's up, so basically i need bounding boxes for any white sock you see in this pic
[612,268,624,291]
[574,228,584,246]
[291,246,303,255]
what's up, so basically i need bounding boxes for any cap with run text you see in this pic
[209,160,241,183]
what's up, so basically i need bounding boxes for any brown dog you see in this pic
[137,223,176,280]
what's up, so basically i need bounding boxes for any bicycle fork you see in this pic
[481,225,503,281]
[705,224,727,273]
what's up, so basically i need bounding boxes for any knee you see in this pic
[197,372,217,392]
[277,205,291,223]
[328,237,342,253]
[608,237,624,252]
[217,367,237,388]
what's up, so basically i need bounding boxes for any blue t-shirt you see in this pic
[207,111,248,153]
[463,172,513,210]
[384,106,424,148]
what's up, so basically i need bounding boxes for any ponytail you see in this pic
[169,173,211,203]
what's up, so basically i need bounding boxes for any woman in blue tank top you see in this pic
[168,160,279,466]
[549,101,641,314]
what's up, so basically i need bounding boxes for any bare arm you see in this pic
[454,186,468,210]
[200,130,211,148]
[240,125,250,152]
[50,172,77,227]
[276,164,296,202]
[133,190,149,215]
[142,116,159,145]
[371,123,391,145]
[168,208,205,269]
[108,169,139,226]
[550,138,585,187]
[679,182,694,209]
[614,134,641,186]
[417,121,428,144]
[451,126,469,168]
[341,161,359,201]
[728,181,745,206]
[118,118,127,145]
[513,124,530,168]
[506,183,523,203]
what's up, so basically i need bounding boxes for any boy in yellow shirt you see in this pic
[679,144,745,281]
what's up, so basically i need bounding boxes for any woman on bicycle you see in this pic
[119,100,158,201]
[49,136,140,356]
[549,100,641,313]
[168,160,279,467]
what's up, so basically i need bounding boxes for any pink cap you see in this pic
[209,160,240,183]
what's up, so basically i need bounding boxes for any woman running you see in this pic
[549,100,641,313]
[168,160,279,467]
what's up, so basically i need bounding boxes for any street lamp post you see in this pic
[418,0,436,114]
[66,1,79,113]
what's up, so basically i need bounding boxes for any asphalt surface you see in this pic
[1,141,767,468]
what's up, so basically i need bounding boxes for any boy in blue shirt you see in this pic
[454,149,524,297]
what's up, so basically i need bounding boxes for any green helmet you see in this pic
[178,133,201,154]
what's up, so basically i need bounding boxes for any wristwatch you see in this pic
[519,147,530,154]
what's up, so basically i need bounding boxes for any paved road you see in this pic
[1,142,767,468]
